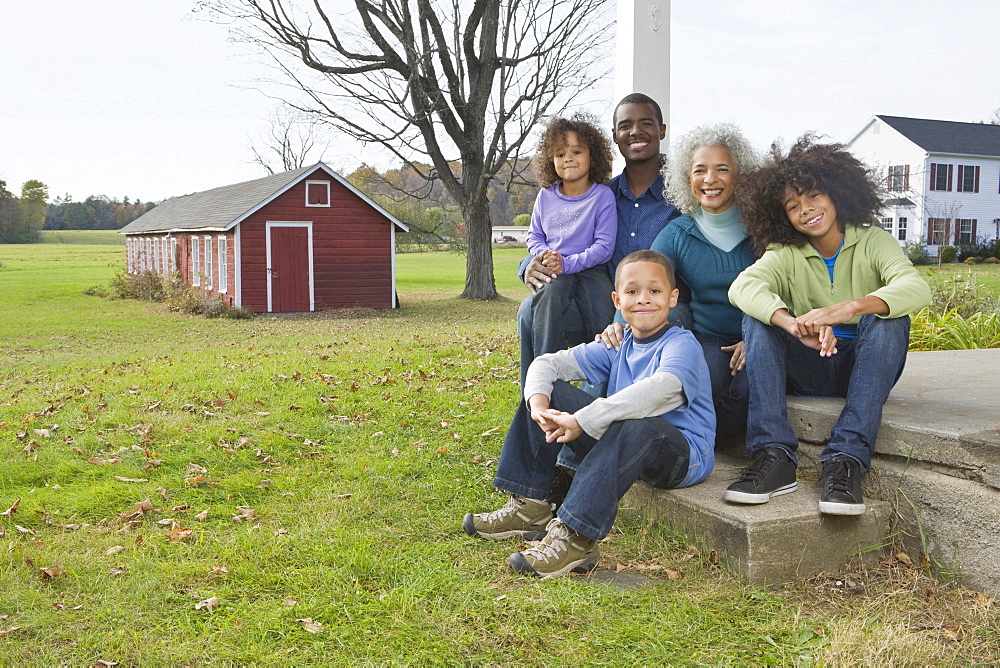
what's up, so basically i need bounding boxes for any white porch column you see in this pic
[615,0,670,148]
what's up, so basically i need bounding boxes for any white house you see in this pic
[846,115,1000,252]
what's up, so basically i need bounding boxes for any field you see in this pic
[0,244,997,664]
[38,230,125,245]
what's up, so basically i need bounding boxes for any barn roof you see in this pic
[120,163,408,235]
[874,115,1000,157]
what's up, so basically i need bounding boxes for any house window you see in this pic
[930,163,952,191]
[204,236,213,288]
[888,165,909,192]
[306,180,331,207]
[897,217,907,242]
[192,236,201,286]
[880,217,893,232]
[957,165,980,193]
[218,236,228,293]
[957,219,976,244]
[928,218,949,245]
[145,238,152,272]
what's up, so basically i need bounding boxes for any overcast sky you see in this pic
[2,0,998,203]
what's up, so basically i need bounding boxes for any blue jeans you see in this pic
[694,331,749,442]
[494,381,690,540]
[742,313,910,472]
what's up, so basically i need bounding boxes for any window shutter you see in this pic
[904,165,909,190]
[927,219,933,244]
[953,219,960,245]
[957,165,964,192]
[930,164,937,191]
[975,166,980,193]
[972,219,978,240]
[886,166,891,189]
[947,164,953,191]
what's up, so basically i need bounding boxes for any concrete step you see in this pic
[623,455,892,585]
[623,349,1000,594]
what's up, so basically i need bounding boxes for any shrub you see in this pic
[963,256,982,265]
[83,284,109,297]
[108,270,169,301]
[904,240,931,265]
[938,245,957,263]
[986,257,1000,265]
[910,307,1000,351]
[924,270,1000,319]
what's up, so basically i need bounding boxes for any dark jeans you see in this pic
[694,331,749,442]
[742,313,910,472]
[494,381,690,539]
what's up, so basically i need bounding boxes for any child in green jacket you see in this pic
[725,135,930,515]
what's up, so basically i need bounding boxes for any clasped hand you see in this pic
[530,407,582,444]
[524,250,563,293]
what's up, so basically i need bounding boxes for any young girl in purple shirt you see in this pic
[526,114,617,356]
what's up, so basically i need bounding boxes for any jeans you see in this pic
[694,331,749,443]
[742,313,910,472]
[494,381,690,540]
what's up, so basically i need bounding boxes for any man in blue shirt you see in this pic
[517,93,681,386]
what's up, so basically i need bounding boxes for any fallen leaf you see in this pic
[296,618,324,633]
[332,494,352,500]
[210,564,229,575]
[172,505,190,512]
[942,623,963,641]
[973,592,995,610]
[231,507,258,523]
[187,463,208,475]
[0,498,20,517]
[33,429,52,438]
[106,546,126,556]
[390,447,401,457]
[896,551,914,568]
[195,596,220,611]
[283,596,297,607]
[108,565,126,576]
[0,627,22,638]
[194,508,210,521]
[93,660,118,667]
[164,521,193,542]
[115,477,148,483]
[480,426,501,437]
[185,474,206,485]
[40,566,65,580]
[14,525,35,535]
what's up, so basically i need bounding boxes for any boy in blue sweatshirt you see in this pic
[464,250,716,578]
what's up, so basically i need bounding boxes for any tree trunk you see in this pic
[461,196,498,300]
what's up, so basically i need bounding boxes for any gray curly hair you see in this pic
[663,123,760,214]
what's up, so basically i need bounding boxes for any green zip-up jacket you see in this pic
[729,225,931,324]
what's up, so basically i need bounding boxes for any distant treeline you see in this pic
[345,159,539,245]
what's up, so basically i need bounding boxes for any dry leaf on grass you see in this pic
[1,498,20,517]
[195,596,220,611]
[231,507,258,523]
[93,658,118,666]
[106,546,125,556]
[108,566,126,576]
[185,474,206,485]
[210,564,229,575]
[114,477,148,483]
[164,520,193,542]
[39,566,64,580]
[14,525,35,535]
[194,508,210,521]
[296,618,324,633]
[0,627,22,638]
[283,596,297,607]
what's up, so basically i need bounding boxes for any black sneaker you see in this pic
[819,455,866,515]
[723,447,798,504]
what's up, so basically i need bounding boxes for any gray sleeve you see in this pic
[523,349,588,403]
[574,372,685,440]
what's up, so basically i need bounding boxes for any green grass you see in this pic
[918,263,1000,295]
[0,244,996,664]
[38,230,125,245]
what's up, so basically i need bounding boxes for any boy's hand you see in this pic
[795,303,854,335]
[596,322,627,350]
[537,409,583,443]
[721,341,746,375]
[772,308,838,356]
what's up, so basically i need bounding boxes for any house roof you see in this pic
[875,115,1000,157]
[884,197,916,207]
[120,163,408,235]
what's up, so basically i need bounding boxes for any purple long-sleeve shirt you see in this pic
[526,183,616,275]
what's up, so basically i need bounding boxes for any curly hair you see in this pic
[663,123,760,214]
[533,113,614,188]
[742,134,885,253]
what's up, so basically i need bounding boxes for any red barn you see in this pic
[119,163,408,312]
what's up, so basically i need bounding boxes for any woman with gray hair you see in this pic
[600,123,759,442]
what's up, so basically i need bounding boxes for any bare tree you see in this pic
[249,106,329,174]
[197,0,613,299]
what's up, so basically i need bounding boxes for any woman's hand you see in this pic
[595,322,626,350]
[721,340,746,375]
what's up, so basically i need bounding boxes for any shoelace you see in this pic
[524,520,572,563]
[739,450,779,482]
[823,459,853,493]
[479,495,521,524]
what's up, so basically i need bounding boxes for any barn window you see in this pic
[305,180,331,207]
[218,236,228,293]
[170,238,177,272]
[192,236,201,286]
[205,236,214,288]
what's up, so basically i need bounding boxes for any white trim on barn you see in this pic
[234,225,242,308]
